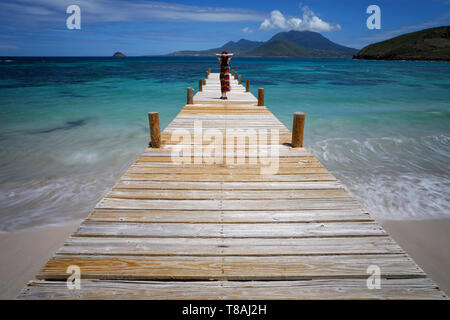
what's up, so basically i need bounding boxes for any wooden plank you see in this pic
[106,189,349,200]
[19,278,448,300]
[36,254,424,280]
[135,158,322,166]
[75,221,385,238]
[140,151,310,157]
[126,166,329,175]
[137,155,315,163]
[97,198,360,210]
[120,173,337,182]
[58,236,402,256]
[113,181,343,190]
[87,209,373,223]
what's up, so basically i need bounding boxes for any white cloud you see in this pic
[259,7,341,32]
[0,0,265,25]
[242,27,253,34]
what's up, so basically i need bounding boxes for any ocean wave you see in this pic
[0,173,116,232]
[308,135,450,221]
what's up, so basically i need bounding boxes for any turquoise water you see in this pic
[0,57,449,231]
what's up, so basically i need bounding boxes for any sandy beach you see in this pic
[0,223,79,299]
[382,218,450,296]
[0,218,448,299]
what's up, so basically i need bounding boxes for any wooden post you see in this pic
[198,79,203,92]
[203,79,206,85]
[238,75,242,85]
[208,68,211,75]
[148,112,161,148]
[206,71,208,79]
[234,72,237,80]
[187,87,193,105]
[291,112,305,148]
[257,88,264,106]
[246,80,250,92]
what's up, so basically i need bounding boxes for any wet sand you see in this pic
[0,218,448,299]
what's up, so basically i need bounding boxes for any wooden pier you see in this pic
[19,70,447,299]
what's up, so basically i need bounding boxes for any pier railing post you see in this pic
[246,80,250,92]
[206,71,209,79]
[238,75,242,85]
[257,88,264,106]
[187,87,193,104]
[199,79,203,92]
[203,79,206,85]
[208,68,211,75]
[292,112,305,148]
[148,112,161,148]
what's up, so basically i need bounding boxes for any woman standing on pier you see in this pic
[216,51,233,100]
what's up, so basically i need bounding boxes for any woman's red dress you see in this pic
[220,59,230,93]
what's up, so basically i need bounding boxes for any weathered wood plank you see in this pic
[58,236,402,256]
[126,166,329,175]
[137,155,316,163]
[88,209,373,223]
[36,254,424,280]
[75,221,385,238]
[97,198,360,210]
[19,278,447,300]
[120,173,337,182]
[106,189,349,200]
[113,181,343,190]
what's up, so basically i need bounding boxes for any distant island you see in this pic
[168,30,358,58]
[113,51,126,57]
[354,26,450,61]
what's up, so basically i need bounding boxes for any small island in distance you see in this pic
[113,51,126,57]
[354,26,449,61]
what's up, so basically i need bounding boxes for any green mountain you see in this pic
[221,39,264,53]
[168,30,357,58]
[354,26,450,61]
[169,39,263,56]
[268,30,357,56]
[245,39,349,57]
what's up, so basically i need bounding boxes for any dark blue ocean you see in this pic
[0,56,449,231]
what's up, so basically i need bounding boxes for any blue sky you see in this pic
[0,0,449,56]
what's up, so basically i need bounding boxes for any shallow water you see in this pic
[0,56,449,231]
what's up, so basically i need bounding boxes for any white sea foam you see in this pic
[308,134,450,221]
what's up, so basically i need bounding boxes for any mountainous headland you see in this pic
[168,30,358,58]
[353,26,450,61]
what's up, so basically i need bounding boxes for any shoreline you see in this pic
[0,217,448,299]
